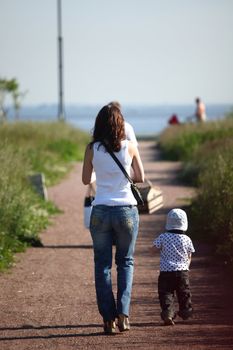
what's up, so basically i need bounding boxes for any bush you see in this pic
[0,122,90,270]
[180,137,233,185]
[158,119,233,162]
[0,122,90,185]
[158,118,233,266]
[0,145,58,269]
[189,150,233,263]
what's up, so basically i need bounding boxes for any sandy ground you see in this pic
[0,141,233,350]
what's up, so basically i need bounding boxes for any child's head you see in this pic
[166,208,188,232]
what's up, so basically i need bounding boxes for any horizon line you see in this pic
[11,101,233,108]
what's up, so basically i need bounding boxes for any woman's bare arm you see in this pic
[128,142,144,183]
[82,144,94,185]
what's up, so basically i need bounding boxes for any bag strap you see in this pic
[102,141,134,185]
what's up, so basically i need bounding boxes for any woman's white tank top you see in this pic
[92,140,137,206]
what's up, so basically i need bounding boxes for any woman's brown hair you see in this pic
[92,104,125,152]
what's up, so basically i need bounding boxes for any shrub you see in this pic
[0,122,89,270]
[180,137,233,185]
[159,119,233,161]
[0,145,57,269]
[0,122,90,185]
[159,118,233,266]
[189,150,233,263]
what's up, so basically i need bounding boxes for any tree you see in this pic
[0,79,9,122]
[0,78,26,122]
[12,89,27,120]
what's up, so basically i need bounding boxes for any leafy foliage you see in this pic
[0,122,90,270]
[159,119,233,161]
[158,117,233,265]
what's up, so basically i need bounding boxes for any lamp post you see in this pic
[57,0,65,121]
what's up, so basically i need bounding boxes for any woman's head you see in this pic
[93,104,125,151]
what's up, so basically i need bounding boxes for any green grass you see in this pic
[158,114,233,266]
[188,145,233,263]
[0,121,90,270]
[158,117,233,162]
[1,121,90,185]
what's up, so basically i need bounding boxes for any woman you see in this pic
[82,104,144,334]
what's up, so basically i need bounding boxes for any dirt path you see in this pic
[0,141,233,350]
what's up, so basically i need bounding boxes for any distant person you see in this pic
[153,208,195,326]
[168,114,180,125]
[195,97,207,122]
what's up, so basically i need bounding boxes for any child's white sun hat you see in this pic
[166,208,188,231]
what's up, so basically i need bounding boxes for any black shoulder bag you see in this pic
[102,141,144,206]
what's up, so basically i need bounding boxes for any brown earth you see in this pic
[0,141,233,350]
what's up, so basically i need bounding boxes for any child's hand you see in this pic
[188,253,192,267]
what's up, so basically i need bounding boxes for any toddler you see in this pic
[153,208,195,326]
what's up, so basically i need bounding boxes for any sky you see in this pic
[1,0,233,106]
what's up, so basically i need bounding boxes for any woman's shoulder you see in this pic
[91,141,101,148]
[85,142,94,151]
[92,141,107,153]
[127,140,137,149]
[127,140,138,157]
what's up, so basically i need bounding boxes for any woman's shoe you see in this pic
[118,314,130,332]
[103,320,116,335]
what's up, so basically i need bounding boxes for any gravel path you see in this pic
[0,141,233,350]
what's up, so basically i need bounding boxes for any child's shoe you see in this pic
[178,308,193,320]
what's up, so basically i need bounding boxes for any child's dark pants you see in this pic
[158,270,193,320]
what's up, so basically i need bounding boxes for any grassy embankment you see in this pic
[0,122,90,270]
[158,112,233,266]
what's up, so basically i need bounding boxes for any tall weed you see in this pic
[159,119,233,161]
[159,117,233,265]
[0,145,56,269]
[0,122,90,185]
[189,151,233,262]
[0,122,89,270]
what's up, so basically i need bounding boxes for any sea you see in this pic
[8,103,233,136]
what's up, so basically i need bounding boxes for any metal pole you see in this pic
[57,0,65,121]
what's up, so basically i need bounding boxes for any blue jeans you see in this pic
[90,205,139,322]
